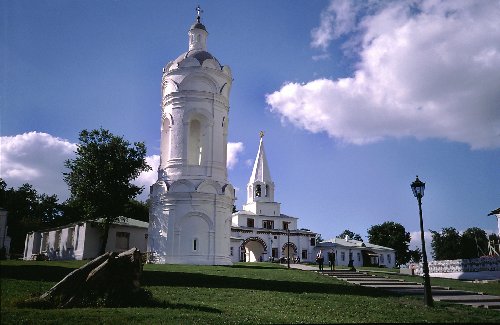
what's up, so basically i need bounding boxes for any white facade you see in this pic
[0,208,12,258]
[488,208,500,235]
[230,136,317,263]
[316,237,397,268]
[23,218,148,260]
[148,12,235,265]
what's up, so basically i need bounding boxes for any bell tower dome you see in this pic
[148,8,235,265]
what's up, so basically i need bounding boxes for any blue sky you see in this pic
[2,0,499,252]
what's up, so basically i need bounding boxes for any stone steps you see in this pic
[317,269,500,310]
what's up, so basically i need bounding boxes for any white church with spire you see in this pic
[230,133,317,263]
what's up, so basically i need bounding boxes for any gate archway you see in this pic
[240,237,268,262]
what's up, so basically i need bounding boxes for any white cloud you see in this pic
[268,0,500,149]
[132,154,160,200]
[410,230,434,261]
[0,132,76,200]
[1,133,245,202]
[227,142,244,170]
[311,0,360,50]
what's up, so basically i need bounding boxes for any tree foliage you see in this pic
[431,226,490,260]
[337,229,363,242]
[367,221,412,266]
[0,179,63,255]
[63,129,151,255]
[460,227,488,258]
[430,227,462,260]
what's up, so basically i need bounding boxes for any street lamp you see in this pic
[411,175,433,307]
[285,222,291,269]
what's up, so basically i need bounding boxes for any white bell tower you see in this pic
[243,132,281,217]
[148,8,235,265]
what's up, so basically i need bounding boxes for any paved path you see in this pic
[288,264,500,310]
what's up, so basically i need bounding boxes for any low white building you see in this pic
[316,237,396,268]
[0,208,12,259]
[23,218,148,260]
[230,135,317,263]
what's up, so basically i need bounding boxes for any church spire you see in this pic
[249,131,272,185]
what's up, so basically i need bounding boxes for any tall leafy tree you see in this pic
[367,221,412,266]
[337,229,363,241]
[430,227,461,260]
[124,199,150,223]
[0,180,62,255]
[460,227,488,258]
[64,128,151,255]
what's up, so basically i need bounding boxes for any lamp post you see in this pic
[411,175,433,307]
[286,222,291,269]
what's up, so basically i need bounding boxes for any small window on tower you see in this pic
[193,239,198,251]
[255,185,262,197]
[247,218,254,228]
[265,185,269,197]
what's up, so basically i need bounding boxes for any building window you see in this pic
[357,252,361,262]
[116,232,130,251]
[272,248,278,258]
[265,184,269,197]
[310,238,316,246]
[262,220,274,229]
[380,254,384,263]
[188,119,203,165]
[230,247,233,256]
[302,250,308,259]
[341,252,345,261]
[387,254,391,264]
[255,184,262,197]
[283,221,289,230]
[193,239,198,251]
[247,218,254,228]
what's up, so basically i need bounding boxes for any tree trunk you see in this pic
[99,220,111,256]
[38,248,143,308]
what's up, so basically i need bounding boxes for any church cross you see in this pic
[259,131,265,138]
[196,5,203,23]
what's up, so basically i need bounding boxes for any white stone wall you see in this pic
[413,256,500,275]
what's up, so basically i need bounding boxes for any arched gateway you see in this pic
[240,237,268,262]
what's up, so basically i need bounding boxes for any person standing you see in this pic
[316,250,324,271]
[328,250,335,271]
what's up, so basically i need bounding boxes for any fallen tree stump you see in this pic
[36,247,148,308]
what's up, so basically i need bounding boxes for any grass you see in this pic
[1,260,500,324]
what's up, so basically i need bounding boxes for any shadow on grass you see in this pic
[16,288,221,313]
[142,270,389,297]
[1,264,74,282]
[2,263,389,298]
[227,264,285,270]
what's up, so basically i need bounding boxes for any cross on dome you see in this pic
[196,5,203,23]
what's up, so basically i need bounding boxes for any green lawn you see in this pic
[1,260,499,324]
